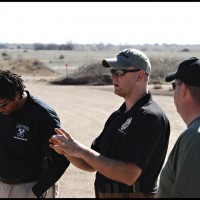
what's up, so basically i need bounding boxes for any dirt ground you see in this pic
[23,77,186,198]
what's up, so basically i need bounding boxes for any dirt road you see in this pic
[25,81,186,198]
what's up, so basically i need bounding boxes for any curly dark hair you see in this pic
[0,70,26,100]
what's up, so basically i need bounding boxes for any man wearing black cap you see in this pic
[49,48,170,198]
[156,57,200,198]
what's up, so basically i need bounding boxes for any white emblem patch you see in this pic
[13,123,29,141]
[117,117,133,135]
[121,117,132,131]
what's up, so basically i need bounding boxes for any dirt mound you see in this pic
[0,59,58,76]
[50,62,112,85]
[50,74,112,85]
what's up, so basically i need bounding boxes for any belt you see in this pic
[96,192,156,198]
[96,182,140,193]
[0,176,39,184]
[95,182,156,198]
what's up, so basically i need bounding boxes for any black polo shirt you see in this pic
[91,92,170,193]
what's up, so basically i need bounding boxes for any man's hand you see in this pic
[49,128,85,158]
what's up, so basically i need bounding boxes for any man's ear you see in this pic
[136,70,145,81]
[180,83,187,98]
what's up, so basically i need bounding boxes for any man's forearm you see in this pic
[79,146,141,185]
[64,154,95,172]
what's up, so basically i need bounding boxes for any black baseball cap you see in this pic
[165,57,200,87]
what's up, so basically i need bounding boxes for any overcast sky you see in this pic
[0,2,200,45]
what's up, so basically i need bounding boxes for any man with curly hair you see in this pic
[0,70,70,198]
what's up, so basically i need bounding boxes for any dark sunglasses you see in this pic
[172,82,176,90]
[110,68,141,77]
[0,99,9,109]
[172,81,184,90]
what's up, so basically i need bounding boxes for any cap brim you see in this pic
[165,72,176,82]
[102,58,128,69]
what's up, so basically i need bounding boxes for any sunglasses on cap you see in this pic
[0,99,9,109]
[110,68,141,77]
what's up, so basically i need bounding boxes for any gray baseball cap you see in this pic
[102,48,151,75]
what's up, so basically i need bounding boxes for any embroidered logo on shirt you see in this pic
[118,117,132,135]
[13,123,29,141]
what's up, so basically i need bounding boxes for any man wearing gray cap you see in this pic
[49,48,170,198]
[156,57,200,198]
